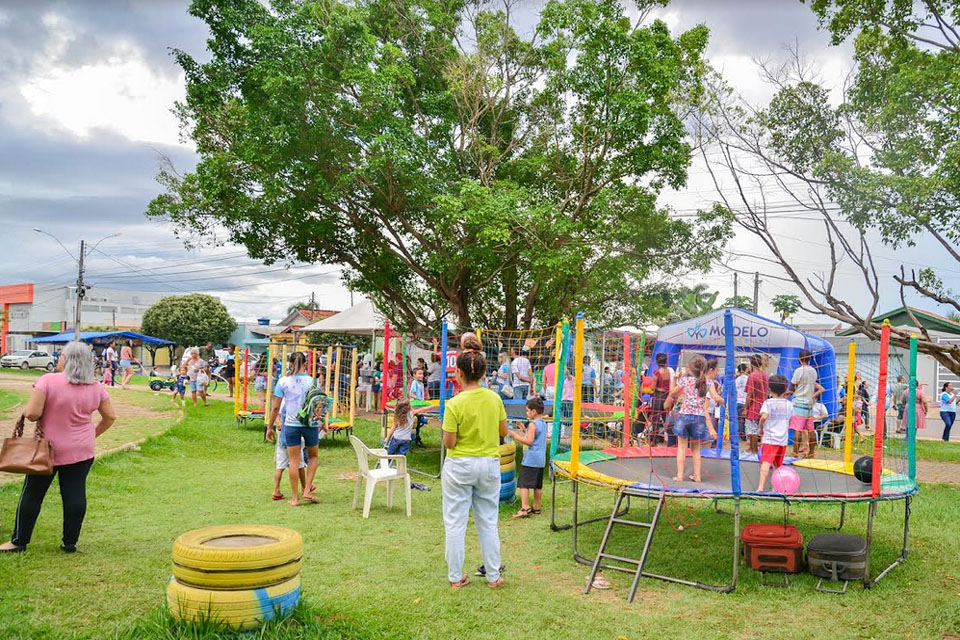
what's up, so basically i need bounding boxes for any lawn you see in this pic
[0,398,957,640]
[0,387,25,412]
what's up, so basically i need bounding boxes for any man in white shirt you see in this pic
[104,341,118,387]
[511,347,534,400]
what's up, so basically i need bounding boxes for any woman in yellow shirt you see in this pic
[441,333,508,589]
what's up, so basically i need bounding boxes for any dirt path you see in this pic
[0,374,180,485]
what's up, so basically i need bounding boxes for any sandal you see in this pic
[450,576,470,590]
[530,508,542,515]
[272,493,284,501]
[587,575,611,590]
[512,508,533,519]
[487,577,505,589]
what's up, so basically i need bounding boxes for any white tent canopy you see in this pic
[655,308,831,351]
[301,298,386,335]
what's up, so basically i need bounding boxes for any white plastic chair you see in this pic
[349,435,411,518]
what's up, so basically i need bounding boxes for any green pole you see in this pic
[401,334,408,396]
[632,332,646,419]
[908,333,918,481]
[551,319,571,457]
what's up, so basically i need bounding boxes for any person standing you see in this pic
[0,342,117,553]
[734,363,749,440]
[104,341,118,387]
[185,348,209,407]
[789,349,824,458]
[441,334,507,589]
[118,341,137,389]
[892,375,908,426]
[427,354,443,399]
[581,356,597,403]
[939,382,957,442]
[266,352,320,506]
[744,354,769,454]
[510,347,534,400]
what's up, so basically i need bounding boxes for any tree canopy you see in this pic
[148,0,729,333]
[141,294,237,346]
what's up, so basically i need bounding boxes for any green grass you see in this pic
[0,400,958,639]
[0,387,25,412]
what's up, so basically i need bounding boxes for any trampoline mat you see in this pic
[586,456,871,496]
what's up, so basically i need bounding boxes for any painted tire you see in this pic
[172,525,302,573]
[174,557,302,590]
[499,479,516,501]
[167,574,301,630]
[499,442,516,458]
[149,380,164,391]
[501,470,516,484]
[500,459,516,474]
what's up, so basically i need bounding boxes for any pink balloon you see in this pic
[770,466,801,495]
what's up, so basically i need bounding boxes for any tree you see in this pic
[666,284,719,322]
[287,301,316,314]
[770,294,801,323]
[722,295,754,309]
[693,0,960,375]
[141,294,237,347]
[148,0,729,333]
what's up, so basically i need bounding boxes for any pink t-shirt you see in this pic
[543,362,556,389]
[34,373,109,466]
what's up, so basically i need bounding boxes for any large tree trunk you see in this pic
[503,264,518,330]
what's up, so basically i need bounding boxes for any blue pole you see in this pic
[723,309,741,495]
[439,321,449,423]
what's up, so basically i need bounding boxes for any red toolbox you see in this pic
[741,523,804,574]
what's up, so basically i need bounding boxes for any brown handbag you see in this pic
[0,415,54,475]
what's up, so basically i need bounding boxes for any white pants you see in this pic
[441,457,502,583]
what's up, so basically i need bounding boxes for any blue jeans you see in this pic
[513,385,529,400]
[942,410,955,442]
[441,457,501,583]
[387,438,411,456]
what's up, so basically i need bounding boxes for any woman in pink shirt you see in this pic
[0,341,116,553]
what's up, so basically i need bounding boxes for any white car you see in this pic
[1,350,55,371]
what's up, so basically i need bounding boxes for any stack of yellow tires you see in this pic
[167,525,303,630]
[500,441,517,503]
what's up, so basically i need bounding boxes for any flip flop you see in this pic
[301,494,320,504]
[450,576,470,590]
[588,575,611,590]
[272,493,284,501]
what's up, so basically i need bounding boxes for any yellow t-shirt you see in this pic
[442,387,506,458]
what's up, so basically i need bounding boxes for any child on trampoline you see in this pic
[667,355,717,483]
[508,396,547,518]
[789,349,824,458]
[757,374,792,492]
[744,354,769,454]
[409,368,428,447]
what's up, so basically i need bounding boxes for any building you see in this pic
[227,310,339,353]
[277,308,338,329]
[0,283,167,353]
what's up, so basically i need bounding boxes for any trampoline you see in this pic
[552,446,918,500]
[548,310,917,599]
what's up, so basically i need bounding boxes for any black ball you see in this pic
[853,456,873,484]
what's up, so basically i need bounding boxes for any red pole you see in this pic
[242,347,249,412]
[872,321,890,497]
[623,333,632,444]
[381,320,392,412]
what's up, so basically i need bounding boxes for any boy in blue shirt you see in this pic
[408,368,428,447]
[508,396,547,518]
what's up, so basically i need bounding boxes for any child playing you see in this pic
[789,349,825,458]
[408,368,427,447]
[254,358,268,408]
[102,361,113,386]
[385,398,414,456]
[269,414,312,501]
[171,364,189,406]
[667,355,717,483]
[757,374,793,492]
[508,396,547,518]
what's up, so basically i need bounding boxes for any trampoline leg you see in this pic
[835,502,846,530]
[865,496,911,588]
[863,501,876,588]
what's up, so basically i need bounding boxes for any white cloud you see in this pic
[18,12,186,147]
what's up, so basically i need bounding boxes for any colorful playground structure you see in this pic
[233,342,358,438]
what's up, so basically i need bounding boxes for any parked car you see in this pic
[0,350,55,371]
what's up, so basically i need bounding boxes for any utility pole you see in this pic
[75,240,86,340]
[309,291,316,310]
[753,272,760,314]
[733,272,739,305]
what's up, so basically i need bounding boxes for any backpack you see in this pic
[297,382,330,429]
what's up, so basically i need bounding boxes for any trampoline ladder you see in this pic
[584,490,666,603]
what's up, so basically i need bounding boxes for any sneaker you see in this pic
[475,564,506,577]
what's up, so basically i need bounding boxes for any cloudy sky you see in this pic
[0,0,952,324]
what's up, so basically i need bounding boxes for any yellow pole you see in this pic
[233,346,240,418]
[570,314,586,478]
[281,344,290,379]
[843,340,857,466]
[349,346,358,429]
[332,346,342,421]
[476,328,483,345]
[264,344,274,414]
[324,346,333,428]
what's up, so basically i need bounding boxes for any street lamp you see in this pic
[33,228,121,340]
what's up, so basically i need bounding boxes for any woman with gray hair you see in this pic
[0,341,117,553]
